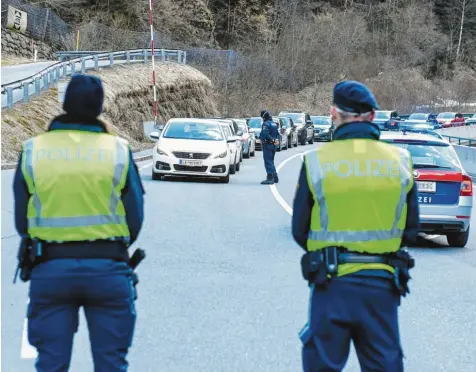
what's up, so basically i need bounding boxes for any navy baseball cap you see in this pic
[333,80,380,114]
[63,74,104,119]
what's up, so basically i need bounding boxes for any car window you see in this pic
[437,112,455,119]
[221,125,232,139]
[163,121,224,141]
[248,118,262,128]
[311,116,331,125]
[280,118,290,127]
[408,113,428,120]
[384,141,461,170]
[280,113,304,124]
[237,123,247,132]
[374,111,391,120]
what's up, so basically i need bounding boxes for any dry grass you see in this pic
[1,62,218,162]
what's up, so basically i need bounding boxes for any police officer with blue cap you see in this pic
[292,80,420,372]
[259,110,279,184]
[13,74,145,371]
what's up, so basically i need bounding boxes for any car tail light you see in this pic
[460,175,473,196]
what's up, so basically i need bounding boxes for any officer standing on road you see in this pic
[292,80,420,372]
[259,110,279,185]
[13,74,145,371]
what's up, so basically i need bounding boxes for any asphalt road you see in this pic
[2,142,476,372]
[1,58,143,108]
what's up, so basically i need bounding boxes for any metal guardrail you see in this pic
[1,48,187,109]
[441,135,475,147]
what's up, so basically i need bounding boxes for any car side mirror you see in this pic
[237,130,243,136]
[280,127,286,134]
[149,131,160,140]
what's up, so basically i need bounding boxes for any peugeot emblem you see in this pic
[413,170,419,178]
[189,153,194,159]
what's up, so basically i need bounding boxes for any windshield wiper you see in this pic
[413,164,452,169]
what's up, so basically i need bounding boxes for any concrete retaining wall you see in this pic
[1,27,56,60]
[454,145,476,177]
[438,126,476,139]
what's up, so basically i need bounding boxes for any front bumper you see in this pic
[314,129,332,140]
[152,153,230,177]
[419,198,472,233]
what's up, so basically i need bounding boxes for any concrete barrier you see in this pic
[454,144,476,177]
[437,126,476,138]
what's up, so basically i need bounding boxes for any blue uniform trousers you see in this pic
[300,276,403,372]
[27,259,136,372]
[263,143,276,175]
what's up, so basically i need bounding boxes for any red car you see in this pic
[437,112,465,128]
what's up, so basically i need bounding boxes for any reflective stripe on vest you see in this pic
[23,137,128,229]
[305,148,412,243]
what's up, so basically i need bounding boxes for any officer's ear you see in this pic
[368,111,376,122]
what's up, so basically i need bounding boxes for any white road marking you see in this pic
[21,299,37,359]
[270,149,316,215]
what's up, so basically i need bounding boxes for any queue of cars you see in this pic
[148,112,332,183]
[373,110,476,131]
[148,114,473,247]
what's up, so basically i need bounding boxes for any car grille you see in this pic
[173,165,208,172]
[173,152,210,160]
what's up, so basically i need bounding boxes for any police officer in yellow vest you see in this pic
[13,74,145,371]
[292,80,419,372]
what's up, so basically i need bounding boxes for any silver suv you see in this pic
[278,111,314,145]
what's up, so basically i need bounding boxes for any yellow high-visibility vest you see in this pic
[21,130,130,242]
[304,139,413,276]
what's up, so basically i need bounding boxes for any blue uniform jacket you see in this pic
[13,115,145,246]
[292,122,420,252]
[259,118,279,143]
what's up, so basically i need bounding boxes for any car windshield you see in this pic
[409,113,428,120]
[163,121,223,141]
[311,116,331,125]
[473,114,476,118]
[374,111,391,120]
[280,113,304,123]
[248,118,262,128]
[437,112,455,119]
[237,123,247,131]
[385,141,461,170]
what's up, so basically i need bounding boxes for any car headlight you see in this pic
[214,151,228,159]
[156,147,169,156]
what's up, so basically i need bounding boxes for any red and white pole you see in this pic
[149,0,158,126]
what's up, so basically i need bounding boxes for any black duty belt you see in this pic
[301,246,415,296]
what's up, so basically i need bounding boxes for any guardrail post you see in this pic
[126,51,130,63]
[63,63,68,78]
[178,50,182,63]
[43,74,49,90]
[81,58,86,73]
[7,87,13,108]
[49,71,55,87]
[56,66,61,81]
[35,77,41,95]
[183,51,187,64]
[23,83,29,103]
[94,55,99,69]
[161,49,165,62]
[109,53,114,66]
[71,62,76,75]
[143,49,148,63]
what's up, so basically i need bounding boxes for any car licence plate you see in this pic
[178,159,203,166]
[417,181,436,193]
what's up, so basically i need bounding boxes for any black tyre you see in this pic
[287,136,292,149]
[446,227,470,247]
[219,173,230,183]
[230,161,236,174]
[236,160,241,171]
[251,148,255,157]
[299,133,306,145]
[309,134,314,144]
[152,171,163,180]
[244,144,250,159]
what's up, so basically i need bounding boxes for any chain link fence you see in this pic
[1,0,71,48]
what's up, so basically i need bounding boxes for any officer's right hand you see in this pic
[273,139,279,146]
